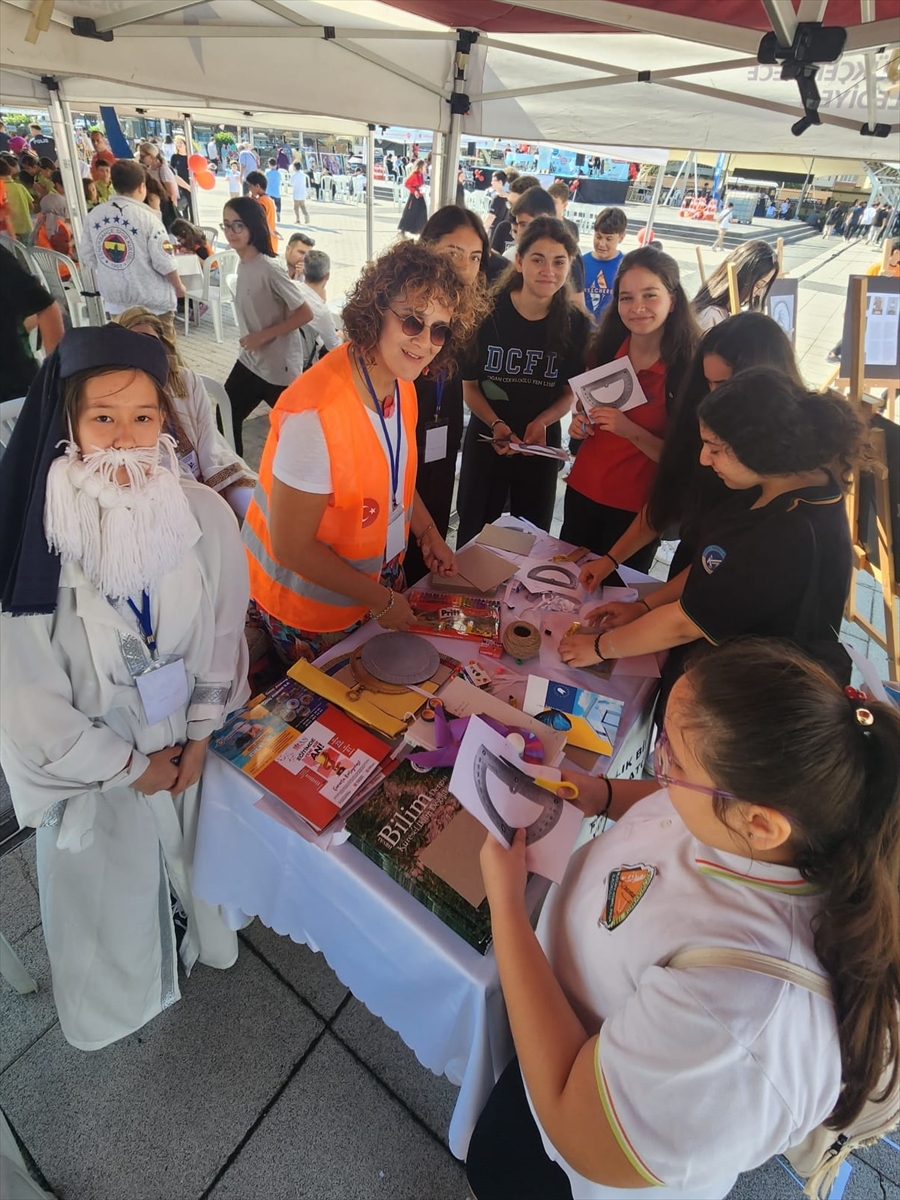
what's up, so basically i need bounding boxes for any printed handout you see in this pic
[569,357,648,415]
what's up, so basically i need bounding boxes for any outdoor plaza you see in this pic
[1,3,899,1200]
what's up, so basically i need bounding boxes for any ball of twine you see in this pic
[502,620,542,662]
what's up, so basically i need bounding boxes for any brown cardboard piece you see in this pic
[430,543,518,595]
[476,523,537,556]
[418,809,487,908]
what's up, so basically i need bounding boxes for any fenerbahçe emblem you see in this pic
[599,864,656,930]
[102,230,129,266]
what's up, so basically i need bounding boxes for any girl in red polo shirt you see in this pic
[562,248,698,571]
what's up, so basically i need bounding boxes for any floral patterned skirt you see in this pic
[248,558,406,667]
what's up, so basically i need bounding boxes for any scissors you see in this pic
[499,756,579,801]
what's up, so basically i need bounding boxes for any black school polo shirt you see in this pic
[680,476,852,647]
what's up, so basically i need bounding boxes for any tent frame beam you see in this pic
[93,1,209,32]
[112,24,456,40]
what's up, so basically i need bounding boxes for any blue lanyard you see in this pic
[127,590,159,661]
[357,353,402,509]
[434,376,445,421]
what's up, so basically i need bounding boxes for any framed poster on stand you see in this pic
[766,277,799,346]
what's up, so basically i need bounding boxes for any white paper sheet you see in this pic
[449,716,582,884]
[569,356,648,415]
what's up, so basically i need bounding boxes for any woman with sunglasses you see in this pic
[467,638,900,1200]
[560,368,861,695]
[243,239,482,665]
[220,197,314,456]
[456,216,591,546]
[403,206,491,584]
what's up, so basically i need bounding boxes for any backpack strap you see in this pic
[666,947,832,1001]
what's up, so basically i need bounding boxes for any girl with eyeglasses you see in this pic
[467,637,900,1200]
[243,239,483,665]
[456,216,591,545]
[220,197,314,456]
[403,206,491,584]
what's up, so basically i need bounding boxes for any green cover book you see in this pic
[344,760,493,955]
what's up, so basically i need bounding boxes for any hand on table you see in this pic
[480,827,528,911]
[584,601,644,630]
[579,556,616,592]
[558,631,604,669]
[377,590,415,631]
[172,736,210,796]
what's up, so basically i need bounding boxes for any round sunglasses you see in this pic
[388,306,452,348]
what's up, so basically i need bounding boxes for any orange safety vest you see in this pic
[244,342,418,634]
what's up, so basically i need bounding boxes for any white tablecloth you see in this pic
[192,526,660,1158]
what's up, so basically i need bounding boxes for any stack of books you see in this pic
[210,675,394,834]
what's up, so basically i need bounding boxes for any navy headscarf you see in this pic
[0,324,169,616]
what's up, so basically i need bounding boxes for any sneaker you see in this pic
[198,303,209,319]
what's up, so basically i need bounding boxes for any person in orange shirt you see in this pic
[245,170,279,254]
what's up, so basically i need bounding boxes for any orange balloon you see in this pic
[188,154,207,172]
[195,171,216,190]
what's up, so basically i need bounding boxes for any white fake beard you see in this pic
[44,434,196,601]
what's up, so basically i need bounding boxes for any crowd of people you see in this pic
[0,118,898,1200]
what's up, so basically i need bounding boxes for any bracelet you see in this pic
[598,775,613,820]
[369,587,394,621]
[636,597,651,614]
[416,522,435,547]
[490,417,507,432]
[593,633,608,662]
[603,551,620,568]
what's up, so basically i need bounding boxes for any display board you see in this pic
[839,277,900,381]
[766,277,799,347]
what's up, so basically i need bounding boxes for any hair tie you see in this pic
[844,685,875,730]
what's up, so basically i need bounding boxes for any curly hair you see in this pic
[342,239,487,377]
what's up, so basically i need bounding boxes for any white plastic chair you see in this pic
[25,247,90,328]
[201,224,219,250]
[0,396,26,462]
[200,374,236,451]
[183,249,238,342]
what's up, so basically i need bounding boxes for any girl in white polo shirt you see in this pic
[467,639,900,1200]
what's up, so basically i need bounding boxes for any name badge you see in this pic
[134,656,190,726]
[385,504,406,563]
[179,448,201,480]
[423,419,449,464]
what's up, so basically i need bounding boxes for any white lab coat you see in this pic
[0,482,250,1050]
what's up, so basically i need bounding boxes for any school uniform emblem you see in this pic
[599,864,656,930]
[701,544,726,574]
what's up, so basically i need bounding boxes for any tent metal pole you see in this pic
[441,29,478,209]
[692,153,700,199]
[797,157,815,211]
[183,113,200,224]
[429,131,444,217]
[663,153,687,205]
[365,124,375,261]
[644,155,668,238]
[49,80,106,325]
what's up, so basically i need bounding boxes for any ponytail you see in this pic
[698,368,864,484]
[681,640,900,1128]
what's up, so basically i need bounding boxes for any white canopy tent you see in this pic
[1,0,896,251]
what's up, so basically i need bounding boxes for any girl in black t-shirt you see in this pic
[560,368,862,689]
[404,206,491,584]
[456,216,590,545]
[580,313,803,592]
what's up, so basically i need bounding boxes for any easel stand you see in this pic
[841,276,900,679]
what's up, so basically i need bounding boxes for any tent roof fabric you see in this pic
[0,0,896,158]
